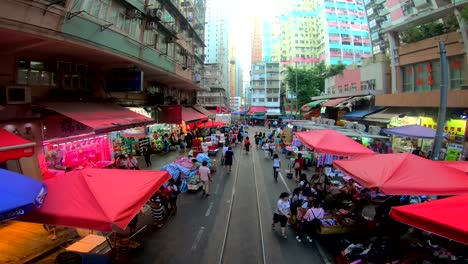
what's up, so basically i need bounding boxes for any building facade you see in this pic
[250,62,281,114]
[197,63,229,108]
[270,0,371,67]
[230,96,242,110]
[251,16,263,64]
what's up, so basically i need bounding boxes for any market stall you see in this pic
[0,129,36,162]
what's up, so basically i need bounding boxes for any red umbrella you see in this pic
[296,129,375,156]
[19,168,170,231]
[333,153,468,195]
[439,161,468,173]
[390,195,468,245]
[198,121,226,129]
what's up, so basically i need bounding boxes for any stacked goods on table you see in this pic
[161,154,213,192]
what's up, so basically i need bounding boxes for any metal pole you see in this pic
[432,41,449,161]
[295,61,298,119]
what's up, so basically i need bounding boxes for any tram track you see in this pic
[218,139,266,264]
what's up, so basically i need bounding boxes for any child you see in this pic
[150,197,166,228]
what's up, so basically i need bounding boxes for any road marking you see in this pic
[214,183,220,194]
[279,171,291,193]
[191,226,205,251]
[205,202,214,216]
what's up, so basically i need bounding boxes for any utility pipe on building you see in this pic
[432,41,449,161]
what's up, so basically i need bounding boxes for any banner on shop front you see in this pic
[420,117,466,137]
[445,143,464,161]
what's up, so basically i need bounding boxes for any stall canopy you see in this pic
[301,99,327,111]
[382,124,445,139]
[249,106,267,114]
[333,153,468,195]
[38,102,155,134]
[0,130,35,162]
[19,168,170,231]
[390,195,468,245]
[197,121,226,129]
[439,161,468,173]
[321,97,351,107]
[363,108,405,123]
[193,105,214,117]
[296,129,375,156]
[1,169,47,221]
[342,107,385,121]
[182,107,208,123]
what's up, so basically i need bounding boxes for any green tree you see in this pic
[284,62,346,108]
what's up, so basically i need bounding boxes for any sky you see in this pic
[226,0,281,82]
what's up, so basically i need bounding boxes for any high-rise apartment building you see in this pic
[251,16,264,64]
[250,62,281,114]
[202,0,230,108]
[271,0,371,67]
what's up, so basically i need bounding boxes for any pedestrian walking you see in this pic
[198,161,212,198]
[272,192,291,239]
[143,147,152,167]
[224,146,234,172]
[244,137,251,154]
[273,153,281,182]
[150,197,166,228]
[254,132,260,149]
[221,144,229,166]
[293,153,304,182]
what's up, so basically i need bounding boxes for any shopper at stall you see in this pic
[340,179,358,201]
[127,154,139,170]
[166,179,179,215]
[116,155,127,169]
[272,192,291,239]
[150,197,166,228]
[273,153,281,182]
[296,200,324,243]
[143,147,152,167]
[293,153,305,182]
[199,161,212,198]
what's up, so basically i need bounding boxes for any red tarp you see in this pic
[158,105,183,124]
[390,196,468,245]
[249,106,267,114]
[39,102,155,133]
[0,129,35,162]
[333,153,468,195]
[182,107,207,123]
[295,129,375,156]
[439,161,468,173]
[198,121,226,129]
[321,97,351,107]
[19,168,170,231]
[193,105,214,117]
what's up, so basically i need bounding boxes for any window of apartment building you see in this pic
[338,86,343,93]
[449,56,466,90]
[403,66,416,92]
[82,0,110,20]
[273,98,279,102]
[344,84,349,92]
[351,83,357,92]
[259,98,265,102]
[361,81,368,91]
[17,60,56,87]
[267,98,273,102]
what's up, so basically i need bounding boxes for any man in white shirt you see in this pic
[222,145,229,166]
[198,161,212,198]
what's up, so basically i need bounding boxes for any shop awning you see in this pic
[301,100,327,111]
[249,106,267,114]
[363,108,404,123]
[0,169,47,221]
[197,121,226,129]
[342,107,385,121]
[193,105,215,117]
[382,124,447,139]
[251,115,265,120]
[182,107,208,123]
[333,153,468,195]
[38,102,156,134]
[390,196,468,245]
[321,97,351,107]
[0,129,36,162]
[439,161,468,173]
[296,129,375,156]
[19,168,170,232]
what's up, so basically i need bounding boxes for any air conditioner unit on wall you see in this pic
[5,86,32,104]
[126,9,142,19]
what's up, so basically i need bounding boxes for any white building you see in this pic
[230,96,242,110]
[203,0,230,105]
[250,62,281,115]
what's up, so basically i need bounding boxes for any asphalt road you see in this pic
[131,126,335,264]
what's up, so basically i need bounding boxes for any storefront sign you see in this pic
[445,143,464,161]
[106,71,143,92]
[42,115,93,139]
[389,116,419,127]
[420,117,466,137]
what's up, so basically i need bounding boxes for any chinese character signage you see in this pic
[420,117,466,137]
[43,115,93,139]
